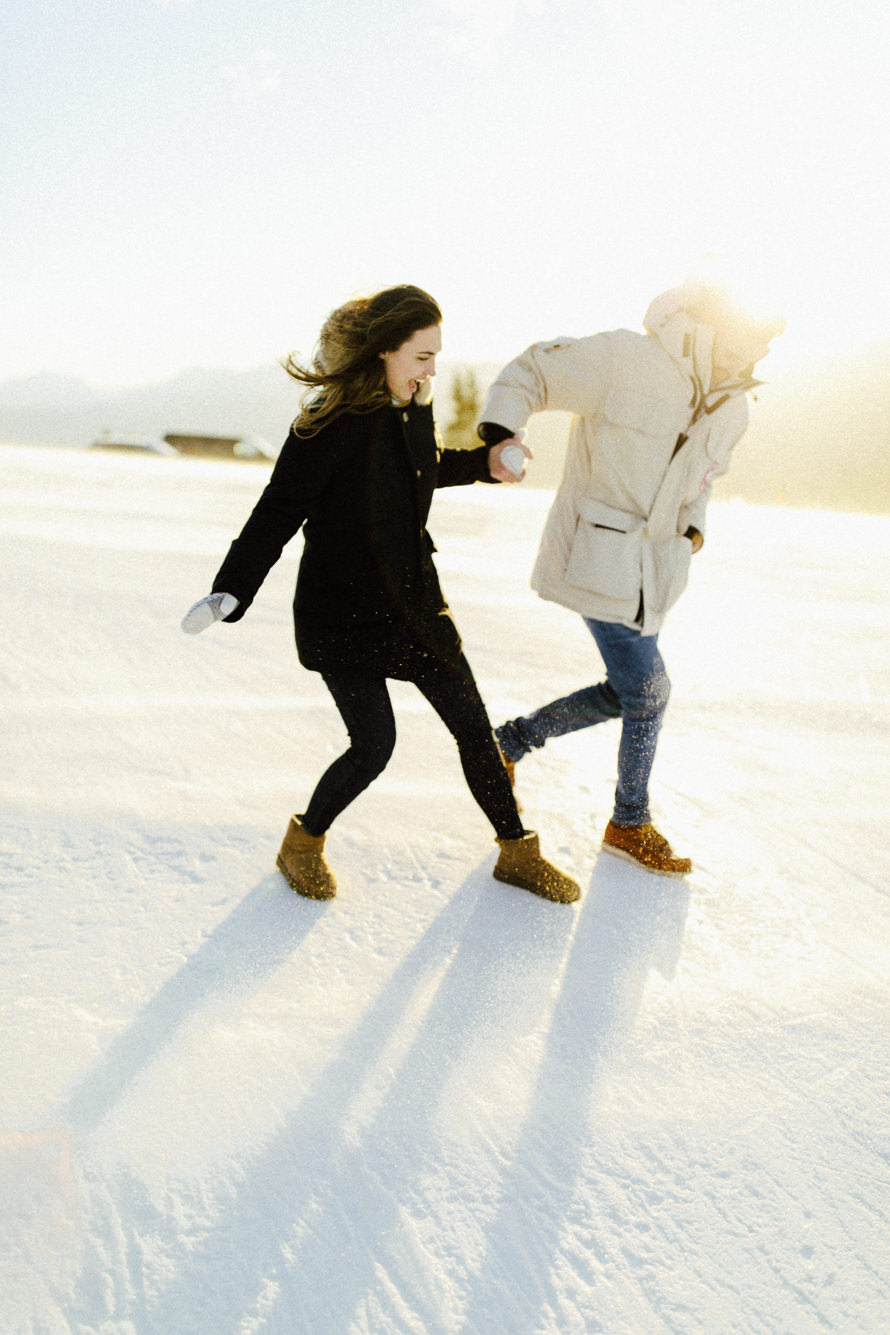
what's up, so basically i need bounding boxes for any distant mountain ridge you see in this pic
[0,362,501,458]
[2,342,889,512]
[0,364,301,454]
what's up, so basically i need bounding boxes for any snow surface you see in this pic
[2,443,889,1335]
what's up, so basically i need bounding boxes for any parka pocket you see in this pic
[564,498,643,600]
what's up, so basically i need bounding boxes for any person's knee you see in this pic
[600,680,623,716]
[348,724,396,782]
[367,735,396,780]
[622,666,671,720]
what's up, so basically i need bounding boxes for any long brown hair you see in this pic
[283,285,442,437]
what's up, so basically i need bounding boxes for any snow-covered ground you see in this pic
[2,442,889,1335]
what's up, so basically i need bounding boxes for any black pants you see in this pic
[302,652,524,840]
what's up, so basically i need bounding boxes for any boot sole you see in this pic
[276,855,337,900]
[492,867,580,904]
[601,842,692,878]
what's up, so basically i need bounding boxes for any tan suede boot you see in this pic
[602,820,692,877]
[493,831,580,903]
[277,815,337,900]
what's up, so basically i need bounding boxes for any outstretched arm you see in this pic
[478,332,613,438]
[208,436,310,619]
[182,427,335,628]
[435,437,533,488]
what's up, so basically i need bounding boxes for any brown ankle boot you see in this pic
[602,820,692,877]
[493,831,580,903]
[277,815,337,900]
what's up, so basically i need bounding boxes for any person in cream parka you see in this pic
[479,272,785,875]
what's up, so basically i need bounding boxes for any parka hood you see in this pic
[643,282,764,419]
[644,284,714,379]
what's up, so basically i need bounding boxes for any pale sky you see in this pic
[3,0,889,387]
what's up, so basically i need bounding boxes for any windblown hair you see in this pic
[283,285,442,437]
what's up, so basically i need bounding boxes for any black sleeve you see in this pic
[211,428,335,619]
[476,421,514,446]
[436,443,498,489]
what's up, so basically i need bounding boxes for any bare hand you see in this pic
[488,436,533,483]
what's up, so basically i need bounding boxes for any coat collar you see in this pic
[643,284,761,423]
[413,377,435,407]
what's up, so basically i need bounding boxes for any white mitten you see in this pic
[180,592,240,634]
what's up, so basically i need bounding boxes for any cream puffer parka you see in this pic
[480,285,760,635]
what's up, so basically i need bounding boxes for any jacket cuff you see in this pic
[211,577,252,620]
[477,421,515,446]
[470,441,500,484]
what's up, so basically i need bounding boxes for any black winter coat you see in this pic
[212,399,496,677]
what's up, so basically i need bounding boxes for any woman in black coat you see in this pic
[182,285,578,905]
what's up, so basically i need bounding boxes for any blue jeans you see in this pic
[495,618,671,827]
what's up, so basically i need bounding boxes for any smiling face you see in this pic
[381,323,442,403]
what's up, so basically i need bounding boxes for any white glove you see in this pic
[180,592,240,634]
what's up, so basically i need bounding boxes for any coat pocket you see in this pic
[650,534,693,613]
[564,498,644,600]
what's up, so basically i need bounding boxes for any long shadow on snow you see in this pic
[35,869,323,1334]
[454,852,690,1335]
[58,874,322,1134]
[147,867,581,1335]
